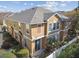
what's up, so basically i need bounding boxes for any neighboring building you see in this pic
[0,13,12,48]
[3,7,69,57]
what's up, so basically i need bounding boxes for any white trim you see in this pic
[47,13,64,22]
[48,31,60,37]
[32,35,44,41]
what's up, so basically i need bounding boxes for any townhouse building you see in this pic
[2,7,69,57]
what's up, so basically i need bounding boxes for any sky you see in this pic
[0,1,78,12]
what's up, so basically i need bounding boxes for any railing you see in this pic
[46,37,77,58]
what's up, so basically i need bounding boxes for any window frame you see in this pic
[35,39,40,51]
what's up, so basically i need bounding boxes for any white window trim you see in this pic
[48,21,60,33]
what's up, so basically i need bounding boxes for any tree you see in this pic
[68,1,79,37]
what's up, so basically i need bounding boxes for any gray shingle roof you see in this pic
[9,7,53,24]
[44,13,55,21]
[8,7,68,24]
[55,13,69,22]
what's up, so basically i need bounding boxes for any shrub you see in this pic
[58,41,79,58]
[48,38,57,45]
[15,48,29,58]
[0,49,16,58]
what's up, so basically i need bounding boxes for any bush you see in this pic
[11,45,22,52]
[48,38,57,45]
[58,41,79,58]
[0,49,16,58]
[15,48,29,58]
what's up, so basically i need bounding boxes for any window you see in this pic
[53,23,56,30]
[35,39,40,51]
[57,22,59,29]
[49,23,52,31]
[49,22,59,32]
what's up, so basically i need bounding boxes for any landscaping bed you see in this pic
[58,39,79,58]
[39,36,74,58]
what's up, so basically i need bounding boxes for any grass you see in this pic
[0,49,16,58]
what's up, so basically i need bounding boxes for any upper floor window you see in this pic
[57,22,59,29]
[49,23,52,31]
[53,23,56,30]
[49,22,59,32]
[53,22,59,30]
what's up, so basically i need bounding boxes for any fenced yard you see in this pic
[46,37,78,58]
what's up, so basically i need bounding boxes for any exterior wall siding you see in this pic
[31,23,45,40]
[47,15,60,35]
[4,14,68,57]
[30,23,47,56]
